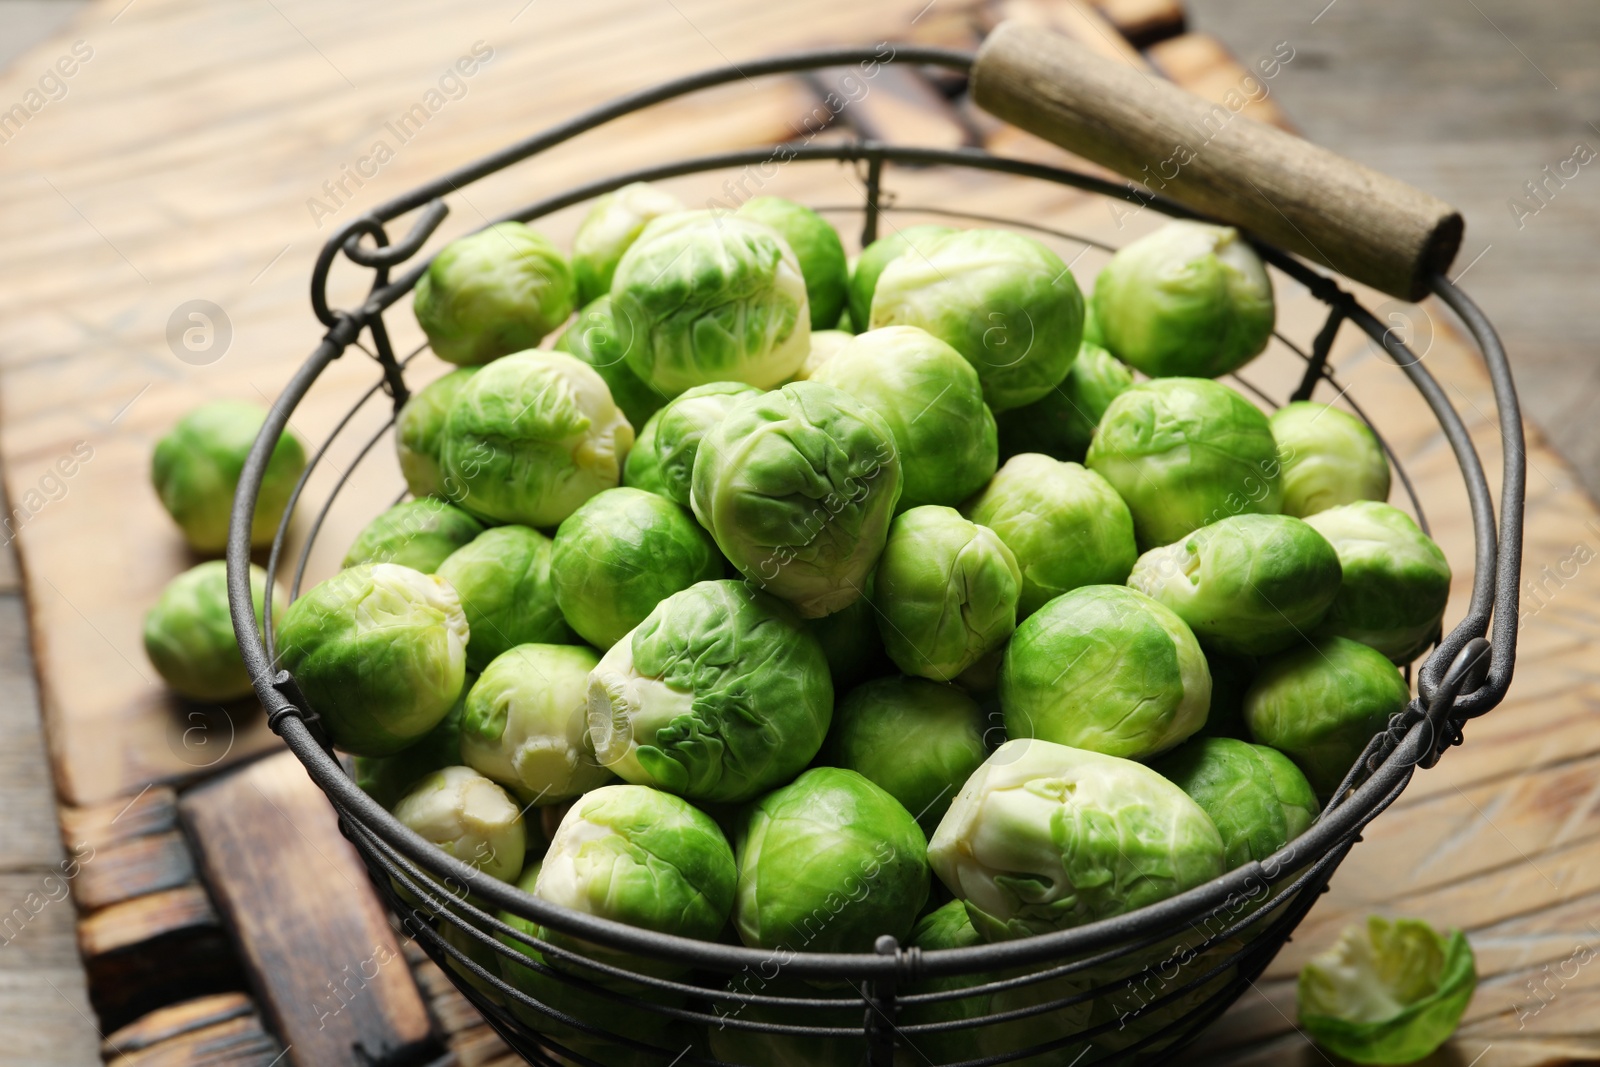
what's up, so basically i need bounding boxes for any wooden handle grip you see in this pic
[970,21,1462,300]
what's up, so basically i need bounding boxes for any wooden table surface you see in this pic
[0,0,1595,1064]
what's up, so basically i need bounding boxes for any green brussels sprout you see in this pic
[550,488,722,649]
[1127,513,1343,657]
[436,526,571,672]
[151,401,307,553]
[624,381,762,507]
[143,561,284,702]
[846,223,956,337]
[1299,917,1477,1064]
[803,582,886,690]
[928,739,1225,940]
[611,211,809,395]
[732,767,929,954]
[354,693,466,809]
[1086,377,1283,549]
[587,580,833,803]
[792,328,854,381]
[461,645,613,804]
[708,976,866,1067]
[1306,502,1452,663]
[277,563,468,756]
[1244,636,1411,798]
[996,340,1135,464]
[811,326,998,510]
[1092,221,1275,378]
[737,196,849,330]
[870,228,1085,413]
[900,900,1092,1067]
[497,864,696,1063]
[438,350,634,528]
[964,454,1138,617]
[690,382,902,618]
[872,506,1020,682]
[621,413,667,495]
[535,783,736,943]
[825,677,987,835]
[571,181,684,305]
[413,222,576,365]
[1195,651,1255,740]
[1152,737,1319,871]
[1270,402,1391,517]
[342,498,484,574]
[553,296,669,431]
[1000,585,1210,760]
[395,368,477,499]
[391,765,526,884]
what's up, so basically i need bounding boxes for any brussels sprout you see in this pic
[1306,502,1452,663]
[1196,651,1255,740]
[587,580,833,803]
[550,488,722,649]
[342,498,484,574]
[928,739,1224,940]
[553,296,668,431]
[792,328,854,381]
[143,561,284,702]
[436,526,571,672]
[151,401,307,553]
[872,506,1020,682]
[825,677,987,835]
[1299,917,1477,1064]
[1086,377,1283,549]
[708,976,866,1067]
[571,181,684,305]
[461,645,612,804]
[1127,513,1343,657]
[733,767,929,953]
[354,694,466,809]
[438,350,634,528]
[612,211,809,394]
[847,224,957,339]
[996,340,1135,464]
[737,196,848,330]
[901,900,1092,1067]
[964,454,1138,617]
[395,368,477,499]
[803,584,886,690]
[1092,221,1275,379]
[1000,585,1210,760]
[1245,636,1411,798]
[497,864,695,1062]
[1152,737,1319,870]
[690,382,902,618]
[535,783,736,942]
[413,222,575,365]
[392,765,526,884]
[277,563,469,756]
[811,326,998,510]
[871,228,1085,413]
[1270,402,1391,517]
[624,382,762,507]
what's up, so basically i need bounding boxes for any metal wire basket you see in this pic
[226,32,1525,1067]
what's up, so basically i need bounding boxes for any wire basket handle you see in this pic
[970,21,1462,300]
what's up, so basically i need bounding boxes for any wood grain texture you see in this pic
[179,751,436,1067]
[971,19,1463,298]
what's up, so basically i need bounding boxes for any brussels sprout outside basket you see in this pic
[226,24,1525,1067]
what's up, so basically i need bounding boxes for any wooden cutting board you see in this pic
[0,0,1594,1063]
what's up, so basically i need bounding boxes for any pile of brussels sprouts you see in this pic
[141,187,1468,1064]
